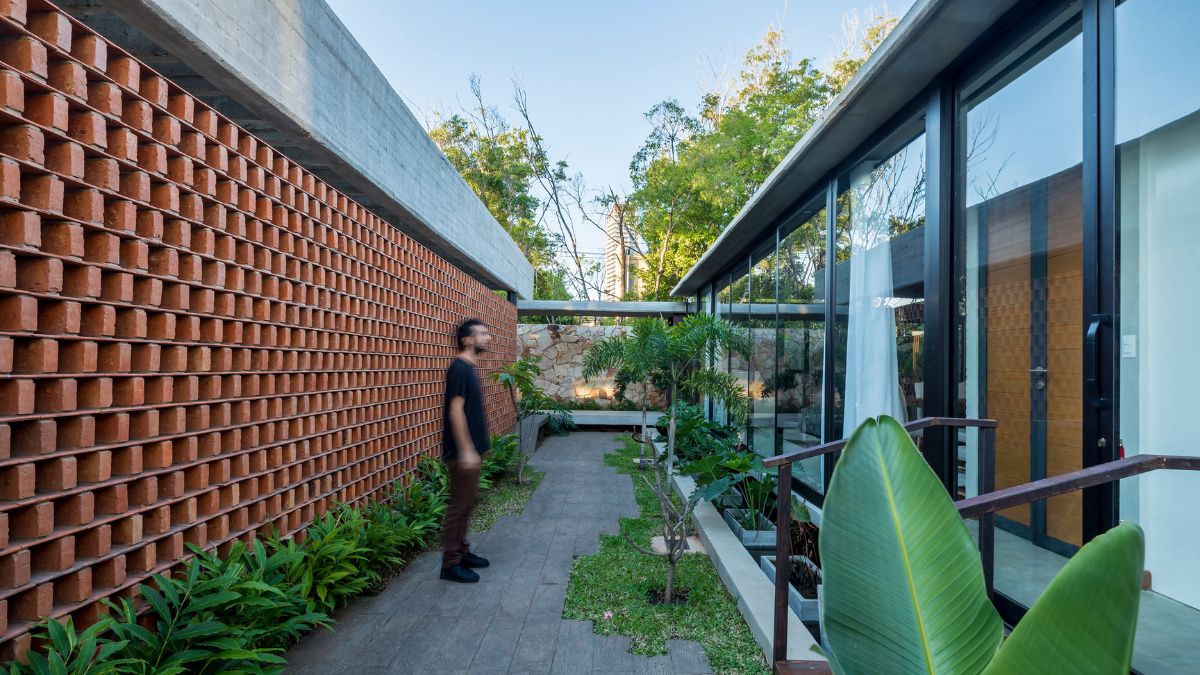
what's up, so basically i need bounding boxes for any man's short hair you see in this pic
[456,318,485,349]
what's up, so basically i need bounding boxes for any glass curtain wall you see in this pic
[955,4,1084,609]
[778,204,827,494]
[714,276,733,425]
[1115,0,1200,613]
[833,131,927,441]
[749,244,778,457]
[730,265,751,437]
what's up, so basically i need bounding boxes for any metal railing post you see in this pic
[774,462,792,668]
[979,426,996,598]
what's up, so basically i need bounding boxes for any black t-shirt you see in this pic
[443,357,490,460]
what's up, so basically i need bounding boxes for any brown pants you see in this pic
[441,460,480,569]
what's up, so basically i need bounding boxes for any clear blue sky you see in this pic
[326,1,914,252]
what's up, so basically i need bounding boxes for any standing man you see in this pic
[440,318,492,583]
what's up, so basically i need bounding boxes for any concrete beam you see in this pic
[66,0,533,297]
[516,300,691,318]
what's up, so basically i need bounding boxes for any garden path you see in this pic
[284,431,713,674]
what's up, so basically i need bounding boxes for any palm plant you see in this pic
[489,356,568,484]
[583,313,750,603]
[581,317,668,463]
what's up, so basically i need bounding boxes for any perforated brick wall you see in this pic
[0,0,517,657]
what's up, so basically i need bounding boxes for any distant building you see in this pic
[600,204,647,301]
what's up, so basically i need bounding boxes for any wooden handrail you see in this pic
[957,454,1200,518]
[763,416,997,468]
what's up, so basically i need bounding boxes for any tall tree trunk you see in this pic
[665,555,675,604]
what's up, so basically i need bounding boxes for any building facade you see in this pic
[600,203,646,301]
[0,0,525,658]
[673,0,1199,670]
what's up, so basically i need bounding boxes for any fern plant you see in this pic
[276,507,373,614]
[7,617,131,675]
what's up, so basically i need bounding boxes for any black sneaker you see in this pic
[462,552,490,568]
[440,564,480,583]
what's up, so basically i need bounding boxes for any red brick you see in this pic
[21,173,65,212]
[0,337,9,372]
[156,532,183,562]
[65,188,104,223]
[119,169,150,201]
[60,340,97,372]
[151,182,179,212]
[115,307,146,338]
[129,408,157,437]
[58,492,93,527]
[0,124,45,163]
[1,37,48,80]
[69,110,107,149]
[39,297,81,331]
[143,505,170,535]
[57,415,94,448]
[28,10,72,52]
[107,127,137,161]
[12,502,53,538]
[121,97,151,132]
[0,378,34,413]
[167,92,193,122]
[94,410,127,441]
[107,55,139,91]
[87,80,120,115]
[0,210,38,249]
[84,230,120,264]
[119,238,148,270]
[112,514,142,544]
[0,550,30,590]
[8,421,51,460]
[194,107,218,136]
[131,212,160,244]
[35,377,76,412]
[79,525,111,559]
[95,484,127,515]
[80,303,115,336]
[14,337,57,372]
[77,450,110,483]
[41,221,83,257]
[55,567,92,604]
[49,59,87,99]
[0,463,34,499]
[71,33,107,70]
[28,92,69,131]
[32,535,74,572]
[36,456,76,491]
[46,140,85,178]
[138,141,167,174]
[15,257,62,293]
[1,157,22,200]
[77,376,112,408]
[0,68,24,112]
[132,474,159,505]
[103,198,135,231]
[0,0,27,25]
[99,554,132,589]
[110,446,139,478]
[133,277,162,306]
[140,74,168,108]
[100,270,133,302]
[114,376,143,406]
[62,262,100,299]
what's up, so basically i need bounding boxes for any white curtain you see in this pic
[843,163,903,436]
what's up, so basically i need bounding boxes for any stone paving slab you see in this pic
[285,432,713,674]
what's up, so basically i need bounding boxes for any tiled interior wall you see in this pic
[0,0,517,657]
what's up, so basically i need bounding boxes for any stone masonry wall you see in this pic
[518,324,665,408]
[0,0,516,657]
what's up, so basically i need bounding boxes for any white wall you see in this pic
[1125,115,1200,610]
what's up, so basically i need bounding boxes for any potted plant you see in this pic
[489,356,574,484]
[759,496,821,621]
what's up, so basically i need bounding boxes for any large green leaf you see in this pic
[821,416,1002,674]
[984,522,1144,675]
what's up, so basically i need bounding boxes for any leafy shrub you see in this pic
[104,562,288,674]
[655,402,738,462]
[190,539,330,649]
[8,617,131,675]
[359,500,422,573]
[482,433,520,480]
[273,507,372,614]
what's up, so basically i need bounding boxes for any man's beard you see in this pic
[472,344,489,354]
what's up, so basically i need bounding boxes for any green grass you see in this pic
[470,468,545,533]
[563,436,769,674]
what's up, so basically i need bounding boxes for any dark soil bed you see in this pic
[647,587,690,606]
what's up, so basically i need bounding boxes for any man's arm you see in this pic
[449,396,481,469]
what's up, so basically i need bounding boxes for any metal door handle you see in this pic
[1085,314,1111,408]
